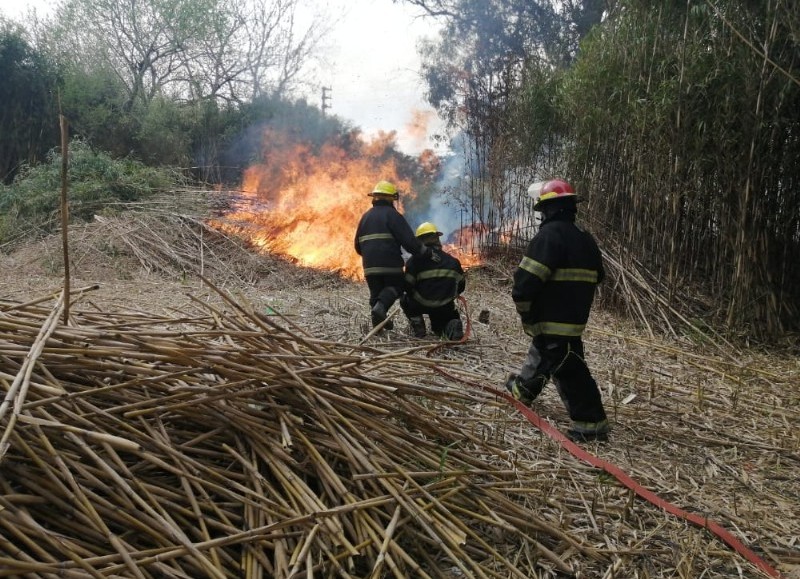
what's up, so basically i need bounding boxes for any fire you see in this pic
[442,244,482,270]
[439,223,484,269]
[445,222,488,251]
[404,109,436,153]
[212,128,414,280]
[440,223,485,269]
[210,127,485,280]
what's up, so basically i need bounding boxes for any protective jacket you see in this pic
[405,248,465,308]
[512,212,604,338]
[354,200,423,276]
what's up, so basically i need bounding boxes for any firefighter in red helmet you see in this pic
[506,178,610,442]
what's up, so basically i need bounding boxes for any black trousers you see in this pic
[518,336,607,425]
[365,274,405,309]
[400,295,461,336]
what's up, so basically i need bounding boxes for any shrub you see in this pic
[0,139,183,246]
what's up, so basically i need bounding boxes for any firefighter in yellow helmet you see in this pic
[354,181,440,330]
[400,222,466,340]
[506,179,609,442]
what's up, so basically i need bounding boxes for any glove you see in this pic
[422,245,442,263]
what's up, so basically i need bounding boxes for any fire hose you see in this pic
[427,296,782,578]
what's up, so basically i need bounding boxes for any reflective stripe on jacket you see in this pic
[354,200,423,276]
[512,213,604,338]
[405,249,465,309]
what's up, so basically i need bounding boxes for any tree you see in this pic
[25,0,329,172]
[404,0,605,249]
[46,0,324,110]
[0,19,60,183]
[58,63,139,158]
[558,0,800,337]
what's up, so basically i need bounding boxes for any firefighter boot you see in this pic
[505,373,547,406]
[504,374,535,406]
[371,301,387,327]
[408,316,426,338]
[443,319,464,341]
[566,419,610,443]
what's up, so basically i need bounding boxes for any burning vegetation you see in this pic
[211,127,482,280]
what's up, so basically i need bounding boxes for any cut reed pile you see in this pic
[0,281,793,578]
[0,282,598,578]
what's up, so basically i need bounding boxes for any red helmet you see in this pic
[528,179,577,211]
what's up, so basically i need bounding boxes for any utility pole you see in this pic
[321,86,332,115]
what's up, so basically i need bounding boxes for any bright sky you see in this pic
[1,0,446,155]
[313,0,445,154]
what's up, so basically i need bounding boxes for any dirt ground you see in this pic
[1,196,799,578]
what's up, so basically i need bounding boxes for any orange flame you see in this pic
[210,127,485,279]
[404,109,436,153]
[213,129,415,280]
[442,223,487,269]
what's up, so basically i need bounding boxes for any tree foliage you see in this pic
[414,0,564,127]
[561,0,800,337]
[0,19,60,184]
[414,0,799,339]
[5,0,328,174]
[0,139,181,245]
[46,0,321,110]
[409,0,604,252]
[58,64,139,158]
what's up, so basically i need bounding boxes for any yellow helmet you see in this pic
[370,180,399,199]
[415,222,442,238]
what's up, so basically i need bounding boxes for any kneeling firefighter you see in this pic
[400,222,466,340]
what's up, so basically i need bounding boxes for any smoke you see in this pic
[214,98,353,185]
[404,131,479,240]
[421,152,469,236]
[402,109,437,156]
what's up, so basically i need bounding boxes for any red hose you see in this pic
[496,391,781,578]
[428,296,782,578]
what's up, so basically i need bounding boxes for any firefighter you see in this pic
[506,179,610,442]
[354,180,438,330]
[400,222,466,340]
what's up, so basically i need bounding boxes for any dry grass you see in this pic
[0,191,798,578]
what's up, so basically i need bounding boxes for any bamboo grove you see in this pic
[424,0,799,341]
[564,0,800,339]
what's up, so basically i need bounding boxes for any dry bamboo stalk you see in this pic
[16,415,140,451]
[33,428,122,578]
[1,278,795,579]
[0,291,65,460]
[286,523,320,577]
[356,307,399,346]
[332,429,481,577]
[0,285,99,313]
[75,435,226,579]
[368,503,402,579]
